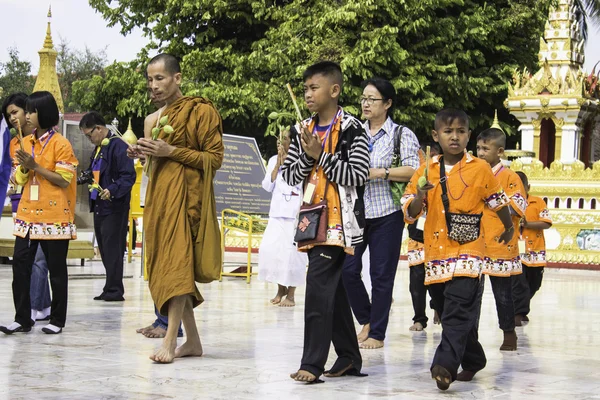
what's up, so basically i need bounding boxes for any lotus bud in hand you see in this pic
[418,176,428,188]
[159,116,169,126]
[9,128,17,137]
[163,125,174,135]
[101,138,110,146]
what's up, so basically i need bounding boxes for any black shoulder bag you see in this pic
[439,160,482,244]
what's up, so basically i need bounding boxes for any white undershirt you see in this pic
[444,164,454,173]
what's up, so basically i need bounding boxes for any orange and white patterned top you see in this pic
[481,163,527,277]
[402,152,509,285]
[14,131,78,240]
[521,195,552,267]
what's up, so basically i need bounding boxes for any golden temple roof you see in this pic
[33,5,64,113]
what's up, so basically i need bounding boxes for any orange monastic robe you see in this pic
[144,96,224,314]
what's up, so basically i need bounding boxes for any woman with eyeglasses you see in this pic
[342,78,420,349]
[258,128,307,307]
[0,91,78,335]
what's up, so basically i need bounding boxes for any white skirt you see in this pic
[258,217,307,287]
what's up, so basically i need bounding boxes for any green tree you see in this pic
[56,37,108,112]
[86,0,555,153]
[0,48,34,104]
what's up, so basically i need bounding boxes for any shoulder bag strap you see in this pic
[393,125,403,166]
[439,158,452,231]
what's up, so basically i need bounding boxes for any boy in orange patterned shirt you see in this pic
[476,127,527,351]
[403,109,513,391]
[407,142,440,331]
[512,171,552,322]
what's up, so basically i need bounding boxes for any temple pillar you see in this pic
[520,124,535,153]
[559,125,580,163]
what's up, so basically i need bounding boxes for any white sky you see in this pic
[0,1,599,75]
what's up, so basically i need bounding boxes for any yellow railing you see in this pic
[219,208,267,283]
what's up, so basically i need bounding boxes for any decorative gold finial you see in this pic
[43,5,54,50]
[516,142,520,150]
[491,110,504,133]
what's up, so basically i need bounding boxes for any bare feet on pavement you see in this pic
[357,323,370,343]
[270,285,288,305]
[143,326,167,338]
[136,324,154,334]
[149,341,176,363]
[360,338,384,349]
[279,296,295,307]
[174,339,203,358]
[290,370,317,382]
[409,322,424,331]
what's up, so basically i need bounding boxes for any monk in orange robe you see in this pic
[129,53,224,363]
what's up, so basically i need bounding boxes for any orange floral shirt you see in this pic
[298,118,345,253]
[402,152,509,285]
[14,131,78,240]
[482,163,527,277]
[521,195,552,267]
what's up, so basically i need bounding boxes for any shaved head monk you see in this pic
[127,53,224,363]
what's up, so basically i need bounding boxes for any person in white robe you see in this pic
[258,129,307,307]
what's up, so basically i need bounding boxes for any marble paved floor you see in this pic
[0,261,599,399]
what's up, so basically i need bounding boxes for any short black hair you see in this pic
[515,171,529,188]
[79,111,106,130]
[361,77,396,117]
[303,61,343,90]
[420,141,442,155]
[2,92,27,126]
[147,53,181,75]
[476,128,506,148]
[25,91,60,130]
[434,108,469,131]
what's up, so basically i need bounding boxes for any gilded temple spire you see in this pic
[33,5,64,113]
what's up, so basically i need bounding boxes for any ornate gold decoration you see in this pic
[32,6,64,113]
[490,109,503,132]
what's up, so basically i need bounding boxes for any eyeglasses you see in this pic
[360,97,384,106]
[82,126,97,137]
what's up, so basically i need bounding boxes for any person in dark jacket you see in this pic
[79,112,136,301]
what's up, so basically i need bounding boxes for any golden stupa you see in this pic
[33,6,64,113]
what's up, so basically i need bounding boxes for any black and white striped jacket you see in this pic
[282,110,370,248]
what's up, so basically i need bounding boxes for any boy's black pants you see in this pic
[300,245,362,377]
[488,275,515,331]
[409,263,430,328]
[513,264,544,317]
[429,277,486,380]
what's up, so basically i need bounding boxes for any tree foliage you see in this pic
[57,37,108,112]
[85,0,556,152]
[0,48,34,104]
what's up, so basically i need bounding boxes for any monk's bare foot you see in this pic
[279,296,295,307]
[357,323,370,343]
[136,324,155,334]
[150,341,176,363]
[270,286,288,305]
[409,322,424,331]
[360,338,384,349]
[174,340,203,358]
[433,311,441,325]
[143,326,167,338]
[290,370,317,382]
